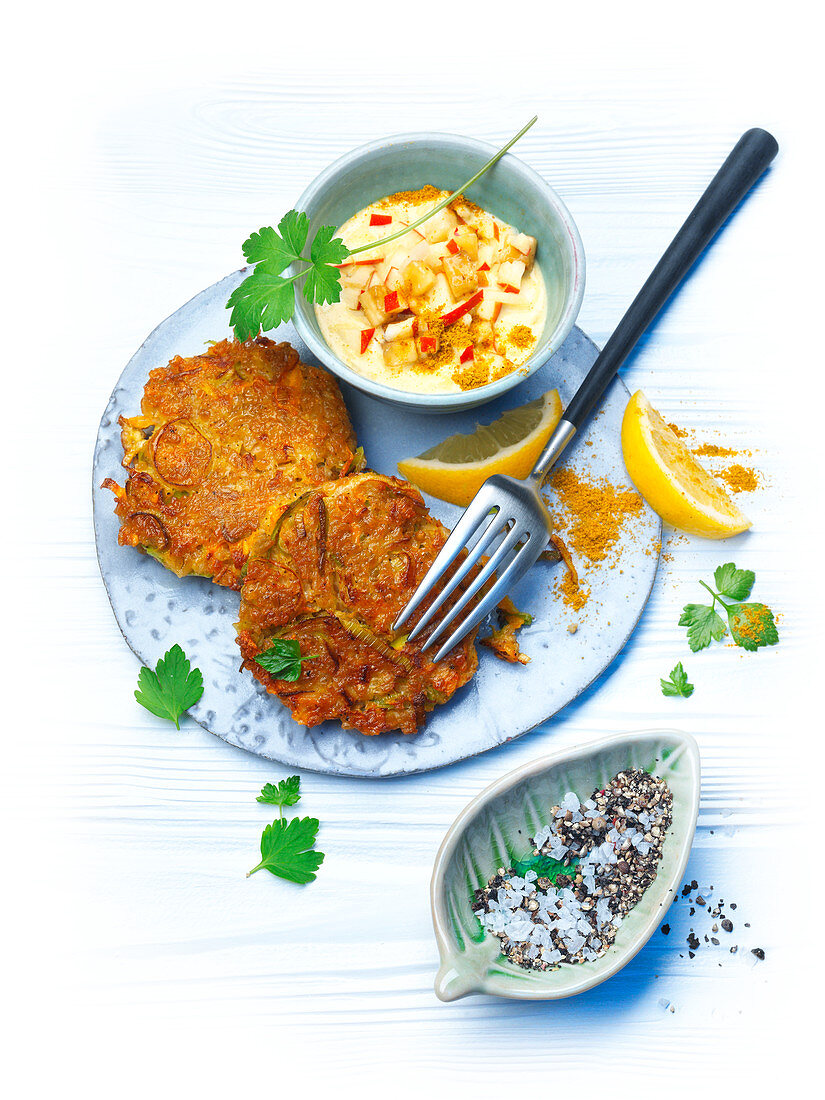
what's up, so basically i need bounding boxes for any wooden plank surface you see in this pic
[5,5,819,1095]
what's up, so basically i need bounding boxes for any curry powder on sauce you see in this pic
[507,325,534,351]
[378,185,443,208]
[449,194,484,218]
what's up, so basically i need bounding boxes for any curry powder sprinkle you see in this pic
[693,442,740,457]
[449,194,484,217]
[734,603,775,646]
[556,570,589,611]
[550,467,644,564]
[719,463,759,493]
[452,358,491,390]
[668,422,690,438]
[380,185,443,208]
[507,325,534,351]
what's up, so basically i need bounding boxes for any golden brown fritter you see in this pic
[236,473,479,736]
[102,337,361,588]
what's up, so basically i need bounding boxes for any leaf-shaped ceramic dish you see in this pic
[431,729,700,1000]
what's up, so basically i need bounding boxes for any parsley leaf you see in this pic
[134,644,203,729]
[679,564,779,655]
[242,210,310,273]
[511,853,578,883]
[302,225,350,305]
[247,816,325,884]
[257,775,301,808]
[227,270,296,341]
[661,662,694,698]
[726,602,779,651]
[679,603,727,652]
[713,562,755,601]
[227,220,346,339]
[255,638,314,681]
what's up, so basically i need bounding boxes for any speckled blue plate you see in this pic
[92,272,661,778]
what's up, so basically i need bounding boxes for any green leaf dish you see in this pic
[430,729,700,1001]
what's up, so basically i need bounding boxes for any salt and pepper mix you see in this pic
[472,769,673,970]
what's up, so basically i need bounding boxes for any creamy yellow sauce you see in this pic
[315,189,547,394]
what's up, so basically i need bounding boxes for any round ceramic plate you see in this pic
[93,271,661,778]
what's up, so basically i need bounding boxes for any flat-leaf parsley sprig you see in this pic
[255,638,315,682]
[134,644,204,728]
[660,662,694,698]
[248,774,325,885]
[227,116,538,341]
[679,563,778,653]
[256,775,301,809]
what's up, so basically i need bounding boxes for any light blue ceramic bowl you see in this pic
[292,132,585,412]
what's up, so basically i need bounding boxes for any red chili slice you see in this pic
[498,282,519,294]
[478,262,491,271]
[441,289,484,326]
[383,290,399,312]
[419,336,437,354]
[360,328,376,354]
[459,345,474,363]
[369,213,392,226]
[446,239,460,255]
[334,258,384,268]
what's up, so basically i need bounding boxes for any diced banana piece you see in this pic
[475,213,496,240]
[442,252,478,299]
[422,206,458,243]
[383,336,419,369]
[384,316,416,342]
[454,225,479,260]
[402,260,436,297]
[511,232,537,263]
[359,285,407,325]
[498,260,526,290]
[476,296,501,322]
[407,240,438,267]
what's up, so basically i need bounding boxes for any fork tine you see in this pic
[421,521,528,651]
[406,511,510,643]
[431,538,544,663]
[392,488,500,632]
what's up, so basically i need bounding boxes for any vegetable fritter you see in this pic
[236,473,479,735]
[103,337,361,588]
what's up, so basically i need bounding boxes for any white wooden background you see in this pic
[5,3,821,1096]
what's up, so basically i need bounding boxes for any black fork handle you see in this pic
[563,127,778,429]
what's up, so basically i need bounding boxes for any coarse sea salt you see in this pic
[472,769,673,972]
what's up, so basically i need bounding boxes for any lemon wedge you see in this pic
[398,390,562,506]
[621,390,751,538]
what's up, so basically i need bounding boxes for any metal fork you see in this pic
[394,127,778,663]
